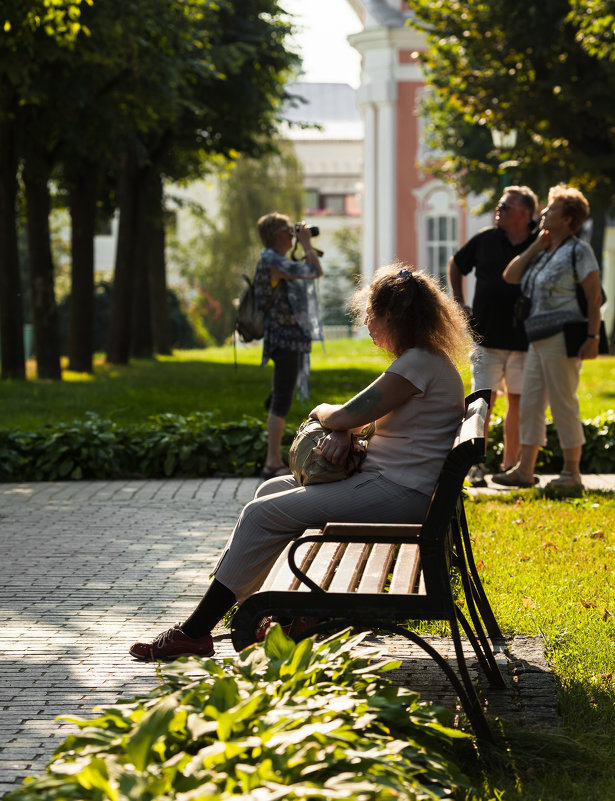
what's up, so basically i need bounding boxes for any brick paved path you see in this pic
[3,475,606,792]
[0,479,260,793]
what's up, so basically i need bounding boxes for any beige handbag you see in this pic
[288,418,375,487]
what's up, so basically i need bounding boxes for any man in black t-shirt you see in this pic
[448,186,538,486]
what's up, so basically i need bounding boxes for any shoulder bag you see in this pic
[288,418,376,486]
[562,240,609,357]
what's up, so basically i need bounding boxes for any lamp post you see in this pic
[491,127,518,192]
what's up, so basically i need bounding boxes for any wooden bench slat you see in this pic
[388,543,421,595]
[300,540,345,592]
[327,542,370,593]
[260,540,319,593]
[357,543,396,594]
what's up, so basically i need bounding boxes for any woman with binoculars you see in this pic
[254,213,324,480]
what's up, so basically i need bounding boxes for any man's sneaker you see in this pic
[467,463,488,488]
[129,624,214,661]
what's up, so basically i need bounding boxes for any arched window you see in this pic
[413,182,459,279]
[426,214,457,276]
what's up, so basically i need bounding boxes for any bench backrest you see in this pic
[419,389,490,545]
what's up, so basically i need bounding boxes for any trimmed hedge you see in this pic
[1,410,614,482]
[485,410,615,473]
[0,413,272,482]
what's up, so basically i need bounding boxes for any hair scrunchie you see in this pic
[396,268,415,282]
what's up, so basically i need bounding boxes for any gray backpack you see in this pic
[235,274,281,343]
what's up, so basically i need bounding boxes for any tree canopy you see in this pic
[568,0,615,61]
[410,0,615,225]
[0,0,301,377]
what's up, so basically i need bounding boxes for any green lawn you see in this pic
[3,340,615,430]
[466,490,615,800]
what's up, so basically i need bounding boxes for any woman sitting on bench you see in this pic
[130,264,472,660]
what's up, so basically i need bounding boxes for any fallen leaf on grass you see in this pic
[580,599,596,609]
[590,673,613,686]
[475,559,485,571]
[522,596,536,609]
[540,541,558,551]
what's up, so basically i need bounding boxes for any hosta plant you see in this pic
[6,628,472,801]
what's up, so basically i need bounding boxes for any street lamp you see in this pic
[491,127,519,191]
[491,128,517,150]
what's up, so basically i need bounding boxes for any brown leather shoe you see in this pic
[129,624,214,661]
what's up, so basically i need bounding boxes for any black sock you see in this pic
[181,579,236,639]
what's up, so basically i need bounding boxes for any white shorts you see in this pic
[470,346,526,398]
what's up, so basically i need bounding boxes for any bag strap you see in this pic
[571,237,579,283]
[570,238,589,317]
[522,252,544,298]
[353,422,376,443]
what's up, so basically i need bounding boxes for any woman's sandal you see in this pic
[491,467,538,488]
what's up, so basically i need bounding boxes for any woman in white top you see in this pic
[130,265,471,661]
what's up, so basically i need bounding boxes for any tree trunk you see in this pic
[106,150,139,365]
[148,171,171,355]
[130,165,153,359]
[68,170,97,373]
[23,168,61,380]
[0,93,25,380]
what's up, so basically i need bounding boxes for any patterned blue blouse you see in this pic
[254,247,323,402]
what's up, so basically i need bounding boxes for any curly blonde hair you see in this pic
[547,184,590,233]
[351,264,472,363]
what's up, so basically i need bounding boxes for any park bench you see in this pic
[231,389,506,741]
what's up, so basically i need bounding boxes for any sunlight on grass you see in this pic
[6,346,615,432]
[463,490,615,798]
[468,491,615,726]
[61,371,97,383]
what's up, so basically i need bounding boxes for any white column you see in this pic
[361,101,377,284]
[376,97,396,267]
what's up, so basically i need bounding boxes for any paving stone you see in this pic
[0,477,586,791]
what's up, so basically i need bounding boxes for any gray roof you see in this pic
[285,82,362,124]
[282,82,363,141]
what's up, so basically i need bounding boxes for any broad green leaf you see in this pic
[263,623,296,662]
[125,695,178,771]
[76,757,118,801]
